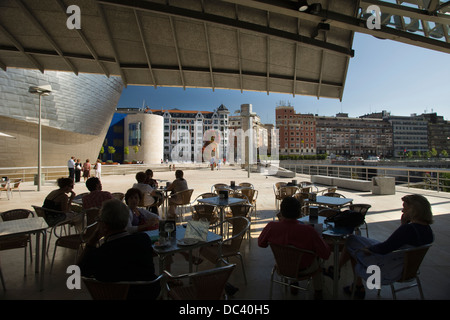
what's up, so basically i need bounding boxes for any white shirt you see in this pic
[68,159,75,168]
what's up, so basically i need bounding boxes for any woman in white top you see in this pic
[94,159,102,179]
[125,188,160,233]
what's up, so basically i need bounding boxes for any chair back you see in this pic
[165,264,235,300]
[85,207,100,226]
[193,192,217,204]
[192,204,217,223]
[279,186,299,198]
[1,209,34,221]
[212,183,229,193]
[324,192,346,198]
[223,216,250,251]
[240,188,257,203]
[238,182,254,189]
[82,275,163,300]
[349,204,371,216]
[111,192,125,202]
[398,244,432,282]
[269,243,319,279]
[10,179,21,189]
[229,204,252,218]
[178,189,194,205]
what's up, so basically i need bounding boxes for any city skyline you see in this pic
[117,32,450,125]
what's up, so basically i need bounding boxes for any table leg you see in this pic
[40,231,46,291]
[333,240,339,299]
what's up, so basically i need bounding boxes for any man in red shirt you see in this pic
[82,177,113,210]
[258,196,331,299]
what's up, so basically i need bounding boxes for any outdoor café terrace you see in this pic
[1,164,449,301]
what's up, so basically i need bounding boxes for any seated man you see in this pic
[133,172,159,213]
[258,196,331,299]
[77,199,160,300]
[82,177,113,210]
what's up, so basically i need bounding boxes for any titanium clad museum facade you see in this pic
[0,69,124,168]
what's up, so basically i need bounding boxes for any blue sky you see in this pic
[117,32,450,125]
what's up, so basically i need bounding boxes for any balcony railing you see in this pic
[279,162,450,192]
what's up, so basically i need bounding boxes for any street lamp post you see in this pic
[29,85,52,192]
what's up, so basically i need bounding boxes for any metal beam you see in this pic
[169,16,185,90]
[54,0,109,77]
[95,2,127,86]
[0,23,44,73]
[97,0,354,57]
[222,0,450,54]
[134,9,157,88]
[16,0,78,74]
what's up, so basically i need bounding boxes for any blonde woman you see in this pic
[324,194,434,299]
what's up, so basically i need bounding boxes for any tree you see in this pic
[441,150,448,158]
[124,146,129,161]
[107,146,116,161]
[133,146,139,155]
[431,148,438,158]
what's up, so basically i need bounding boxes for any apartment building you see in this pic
[316,113,393,158]
[275,105,316,156]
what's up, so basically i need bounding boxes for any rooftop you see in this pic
[1,164,449,301]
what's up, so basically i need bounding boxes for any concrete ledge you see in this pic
[311,175,372,192]
[311,175,334,185]
[276,167,296,178]
[372,176,396,195]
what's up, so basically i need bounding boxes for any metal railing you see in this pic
[280,162,450,192]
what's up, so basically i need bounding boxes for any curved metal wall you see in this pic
[0,69,124,168]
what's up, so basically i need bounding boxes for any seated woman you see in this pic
[324,194,434,299]
[125,188,160,233]
[42,177,77,225]
[166,170,188,221]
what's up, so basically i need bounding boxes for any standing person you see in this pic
[166,170,188,221]
[82,159,91,181]
[74,158,82,183]
[326,194,434,299]
[94,159,102,179]
[68,156,75,181]
[258,196,331,300]
[77,199,161,300]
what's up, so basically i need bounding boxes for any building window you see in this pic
[128,122,141,146]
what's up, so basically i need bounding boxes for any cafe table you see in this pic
[0,217,48,291]
[145,225,222,274]
[305,195,353,208]
[298,215,353,299]
[197,196,247,235]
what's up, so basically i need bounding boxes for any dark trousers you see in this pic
[68,168,75,180]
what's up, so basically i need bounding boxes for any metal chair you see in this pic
[199,217,250,284]
[164,264,235,300]
[9,178,22,198]
[111,192,125,202]
[353,244,432,299]
[192,204,219,228]
[273,182,287,212]
[240,187,258,219]
[273,186,299,220]
[211,183,230,194]
[82,274,163,300]
[169,189,194,221]
[238,182,254,189]
[268,242,322,299]
[0,209,35,276]
[50,221,97,273]
[347,204,371,237]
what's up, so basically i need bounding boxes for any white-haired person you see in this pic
[78,199,160,300]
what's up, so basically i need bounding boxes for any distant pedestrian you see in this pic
[68,156,75,181]
[75,158,82,182]
[83,159,91,181]
[94,159,102,180]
